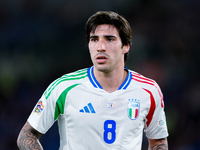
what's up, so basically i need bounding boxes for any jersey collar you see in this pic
[87,66,132,90]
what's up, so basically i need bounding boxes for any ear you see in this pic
[122,44,130,54]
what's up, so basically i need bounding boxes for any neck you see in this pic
[93,66,128,93]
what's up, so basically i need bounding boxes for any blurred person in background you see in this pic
[17,11,168,150]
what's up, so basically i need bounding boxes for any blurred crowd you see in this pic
[0,0,199,149]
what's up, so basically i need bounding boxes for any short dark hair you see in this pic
[85,11,132,62]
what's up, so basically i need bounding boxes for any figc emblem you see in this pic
[128,99,140,120]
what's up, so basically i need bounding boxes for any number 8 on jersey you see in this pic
[103,120,116,144]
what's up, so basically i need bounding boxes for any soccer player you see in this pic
[17,11,168,150]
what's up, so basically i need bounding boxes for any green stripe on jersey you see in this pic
[129,108,132,118]
[44,69,87,99]
[54,83,80,121]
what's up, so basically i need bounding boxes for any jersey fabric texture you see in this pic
[28,66,168,150]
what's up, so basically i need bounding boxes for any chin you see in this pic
[95,65,111,73]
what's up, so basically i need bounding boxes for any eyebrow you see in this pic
[89,35,117,39]
[89,35,98,39]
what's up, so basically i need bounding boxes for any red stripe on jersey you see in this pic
[135,109,139,118]
[131,77,154,86]
[132,74,155,83]
[131,72,164,108]
[131,72,155,86]
[131,71,141,76]
[143,88,156,127]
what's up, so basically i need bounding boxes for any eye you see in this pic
[107,38,114,42]
[90,38,97,42]
[90,36,98,42]
[106,36,116,42]
[90,38,98,42]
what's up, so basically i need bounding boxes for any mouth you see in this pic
[96,56,107,59]
[96,55,108,63]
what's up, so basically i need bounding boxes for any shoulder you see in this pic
[61,68,88,79]
[129,70,157,87]
[43,68,89,100]
[129,69,163,102]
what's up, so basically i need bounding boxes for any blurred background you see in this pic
[0,0,200,149]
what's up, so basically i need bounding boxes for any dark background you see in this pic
[0,0,200,149]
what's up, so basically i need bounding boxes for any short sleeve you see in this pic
[144,84,169,139]
[28,90,57,134]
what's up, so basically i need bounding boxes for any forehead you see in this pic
[91,24,119,35]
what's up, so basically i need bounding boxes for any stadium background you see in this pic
[0,0,199,149]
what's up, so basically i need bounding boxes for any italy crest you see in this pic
[128,99,140,120]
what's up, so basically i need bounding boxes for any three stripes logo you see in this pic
[79,103,96,113]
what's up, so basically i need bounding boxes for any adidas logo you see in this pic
[79,103,96,113]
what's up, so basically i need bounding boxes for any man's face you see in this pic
[88,24,129,73]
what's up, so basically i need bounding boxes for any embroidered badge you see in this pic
[106,103,114,108]
[128,99,140,120]
[159,120,165,126]
[34,100,45,116]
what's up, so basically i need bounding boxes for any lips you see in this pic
[97,56,107,59]
[96,55,108,63]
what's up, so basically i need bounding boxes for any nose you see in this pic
[97,39,106,52]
